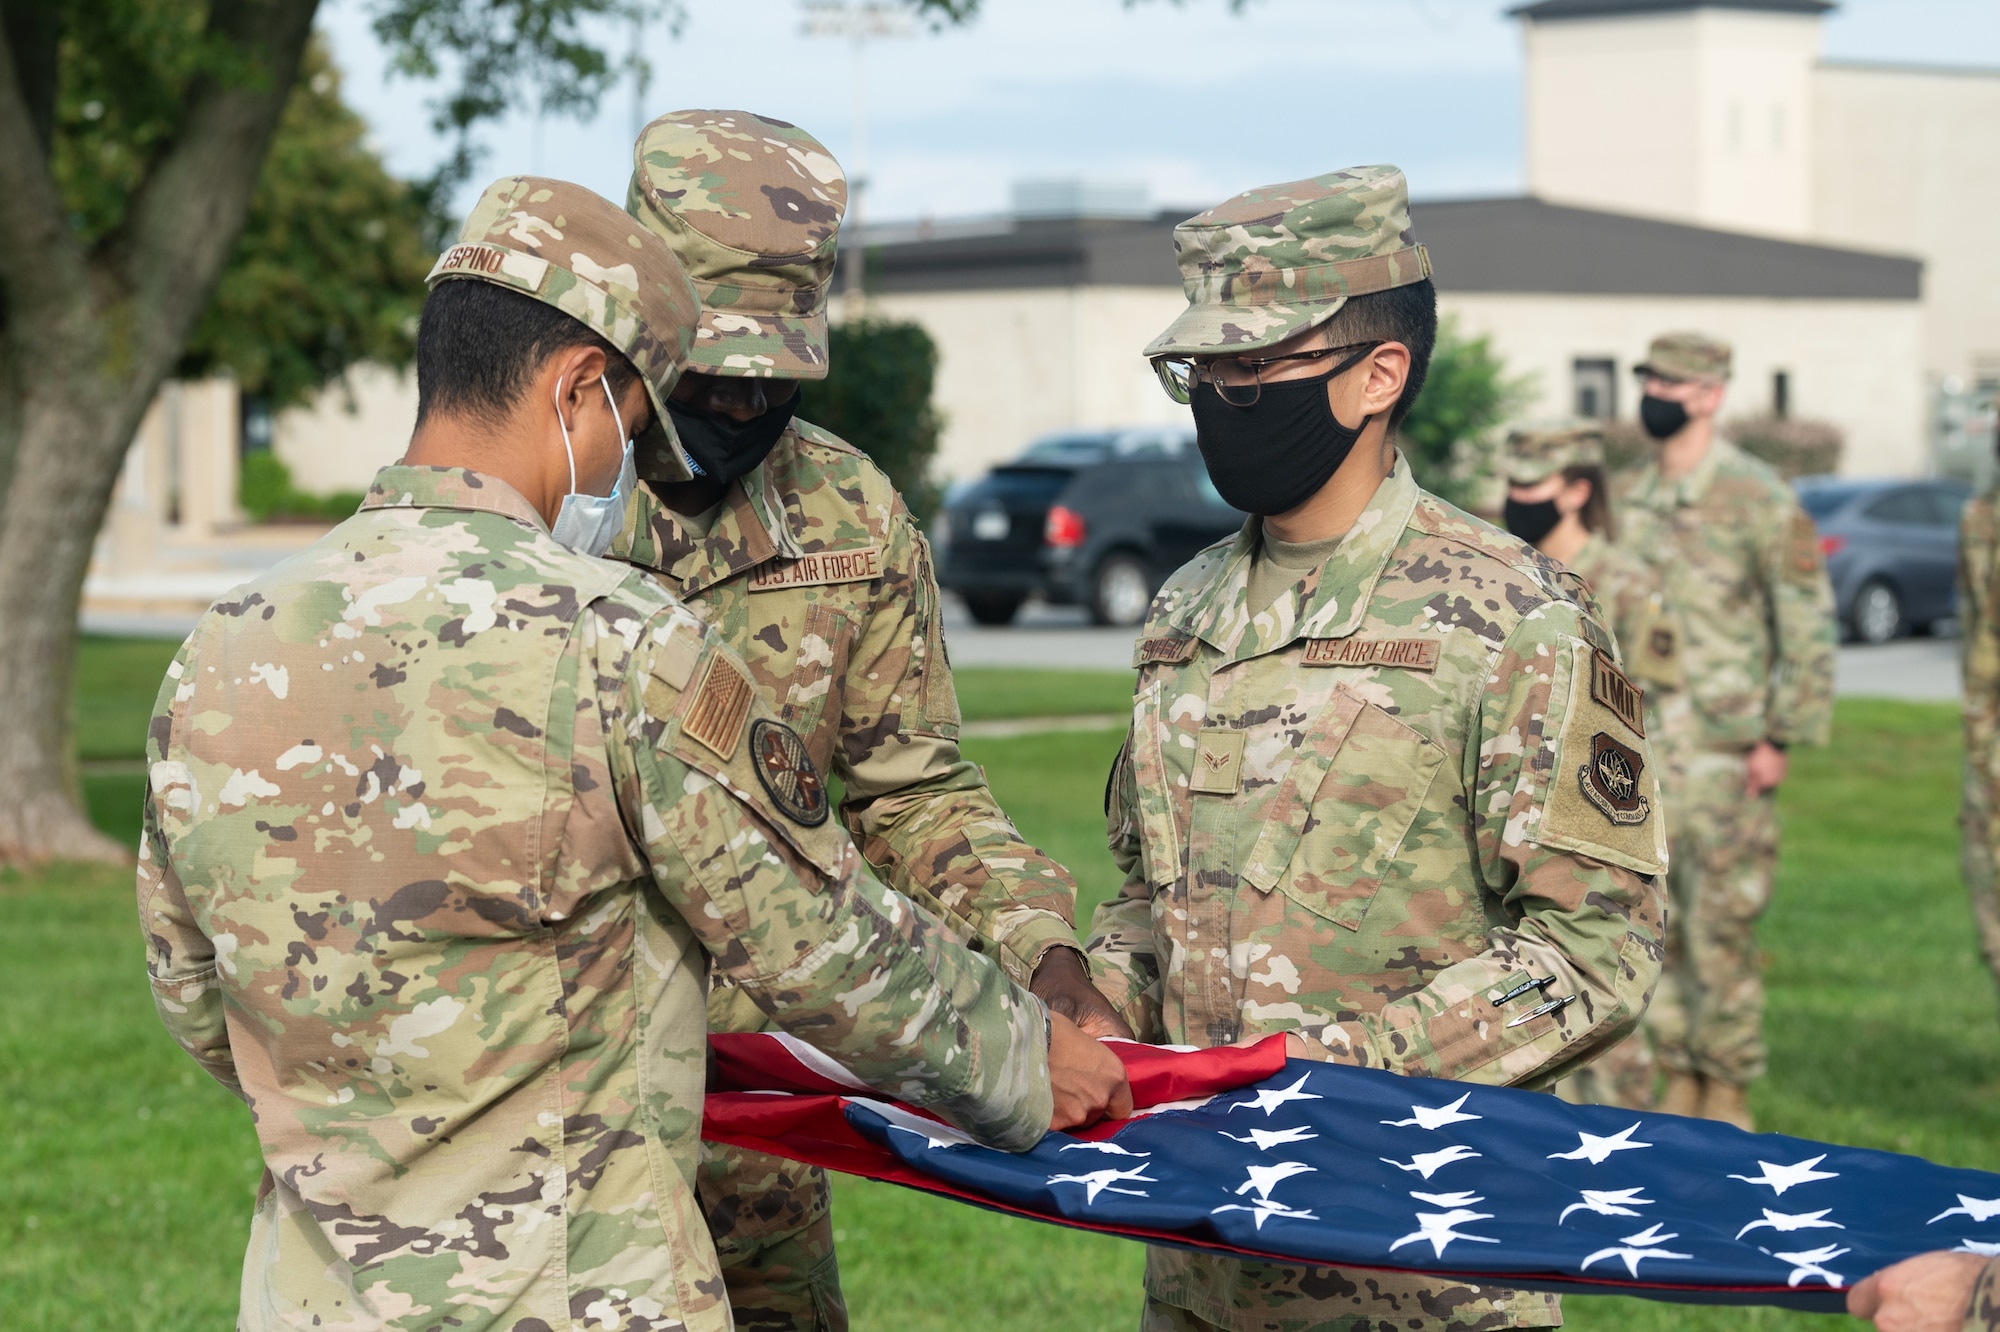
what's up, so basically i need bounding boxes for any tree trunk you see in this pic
[0,0,318,865]
[0,367,161,863]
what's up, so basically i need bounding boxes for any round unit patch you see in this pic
[750,719,829,826]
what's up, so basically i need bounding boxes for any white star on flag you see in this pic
[1390,1208,1501,1259]
[1957,1240,2000,1257]
[1547,1123,1652,1165]
[1736,1208,1845,1239]
[1729,1156,1840,1197]
[1220,1125,1320,1152]
[1776,1243,1850,1288]
[1236,1161,1316,1200]
[1560,1188,1655,1224]
[1929,1195,2000,1225]
[1381,1144,1483,1179]
[1047,1166,1156,1204]
[1058,1141,1150,1158]
[1381,1092,1482,1131]
[1211,1198,1320,1231]
[1411,1191,1485,1208]
[1227,1073,1323,1117]
[1581,1223,1695,1278]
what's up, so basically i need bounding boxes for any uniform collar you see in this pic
[613,433,808,595]
[1172,458,1420,662]
[1629,435,1727,510]
[360,465,548,530]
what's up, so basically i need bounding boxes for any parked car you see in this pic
[934,426,1244,626]
[1793,476,1970,643]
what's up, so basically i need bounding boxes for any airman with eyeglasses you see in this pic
[1087,165,1667,1332]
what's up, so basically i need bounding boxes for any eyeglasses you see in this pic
[1152,341,1382,408]
[677,373,800,416]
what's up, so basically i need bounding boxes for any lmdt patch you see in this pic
[750,719,830,826]
[684,653,755,761]
[1588,650,1646,738]
[1300,637,1440,671]
[1578,731,1651,826]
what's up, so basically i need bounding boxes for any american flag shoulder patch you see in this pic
[683,652,755,761]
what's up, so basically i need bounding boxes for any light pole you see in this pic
[800,1,913,319]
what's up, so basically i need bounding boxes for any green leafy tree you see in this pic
[801,318,944,521]
[0,0,973,866]
[1397,317,1534,513]
[179,39,437,412]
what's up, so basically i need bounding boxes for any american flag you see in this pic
[704,1032,2000,1312]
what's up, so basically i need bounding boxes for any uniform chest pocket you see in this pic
[781,602,850,775]
[1241,692,1445,932]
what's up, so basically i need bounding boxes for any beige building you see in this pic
[855,195,1925,483]
[1518,0,2000,395]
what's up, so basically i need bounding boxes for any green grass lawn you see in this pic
[10,648,1994,1328]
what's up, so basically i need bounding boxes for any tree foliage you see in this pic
[0,0,980,865]
[178,40,437,411]
[801,318,944,521]
[1397,318,1534,513]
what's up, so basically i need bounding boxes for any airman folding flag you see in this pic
[703,1032,2000,1312]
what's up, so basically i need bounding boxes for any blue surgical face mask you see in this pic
[549,376,635,558]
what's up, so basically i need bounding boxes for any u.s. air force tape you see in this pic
[750,719,829,826]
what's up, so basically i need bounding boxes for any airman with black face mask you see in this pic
[1088,166,1668,1332]
[1611,332,1836,1131]
[611,109,1132,1331]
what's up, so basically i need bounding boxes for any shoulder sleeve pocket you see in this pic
[1532,636,1668,876]
[649,631,849,880]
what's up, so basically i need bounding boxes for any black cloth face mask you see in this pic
[1191,345,1379,517]
[1503,496,1563,547]
[653,394,799,486]
[1639,393,1690,441]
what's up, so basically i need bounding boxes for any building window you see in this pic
[1573,359,1617,420]
[1772,370,1791,420]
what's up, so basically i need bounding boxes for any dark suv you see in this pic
[934,426,1244,626]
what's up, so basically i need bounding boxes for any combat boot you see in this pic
[1659,1071,1703,1117]
[1702,1080,1756,1132]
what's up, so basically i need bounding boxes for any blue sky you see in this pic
[320,0,2000,223]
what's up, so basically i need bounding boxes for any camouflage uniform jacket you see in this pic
[612,419,1079,1012]
[1086,463,1667,1327]
[1612,440,1836,752]
[1087,456,1666,1074]
[139,465,1052,1332]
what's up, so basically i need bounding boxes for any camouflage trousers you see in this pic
[1959,754,2000,1003]
[1138,1246,1560,1331]
[1553,1028,1657,1111]
[697,1143,846,1332]
[1643,749,1779,1087]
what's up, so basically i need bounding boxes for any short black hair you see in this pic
[415,279,641,428]
[1320,278,1437,428]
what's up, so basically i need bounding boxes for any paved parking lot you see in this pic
[942,595,1966,702]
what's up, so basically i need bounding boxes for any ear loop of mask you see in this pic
[551,374,629,498]
[554,377,580,497]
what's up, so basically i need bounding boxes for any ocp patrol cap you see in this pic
[1636,331,1733,382]
[1145,164,1433,359]
[428,175,701,481]
[1504,421,1606,484]
[628,109,847,380]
